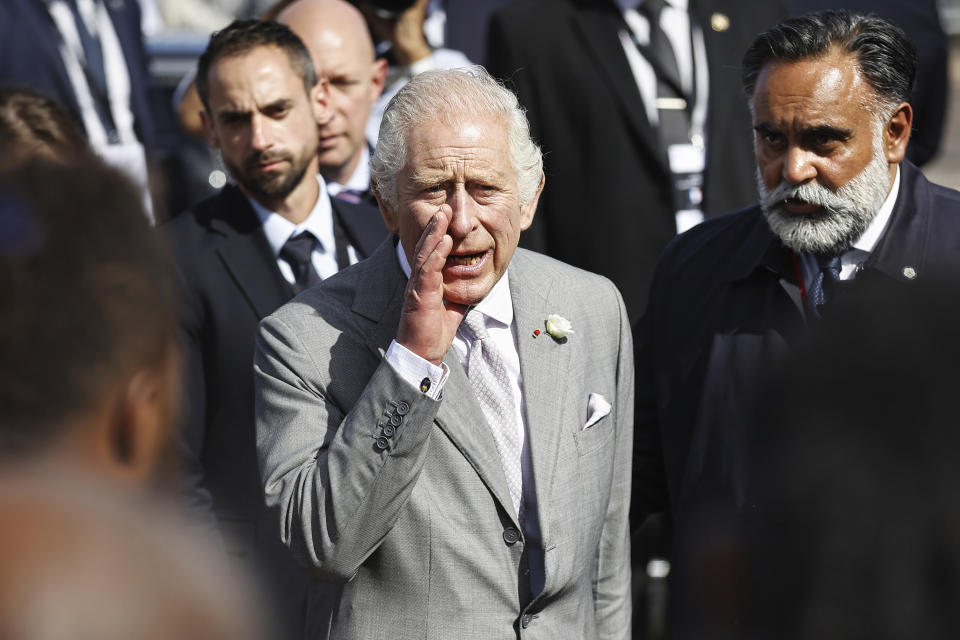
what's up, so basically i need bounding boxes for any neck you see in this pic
[248,162,320,225]
[321,150,361,188]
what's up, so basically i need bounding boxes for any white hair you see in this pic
[370,66,543,208]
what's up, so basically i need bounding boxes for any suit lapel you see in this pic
[331,198,388,259]
[211,188,293,318]
[510,252,572,544]
[572,0,666,171]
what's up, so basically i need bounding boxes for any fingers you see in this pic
[412,206,451,276]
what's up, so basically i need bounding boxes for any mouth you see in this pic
[781,197,823,216]
[318,133,342,150]
[445,250,489,269]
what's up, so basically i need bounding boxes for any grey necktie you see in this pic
[460,310,524,516]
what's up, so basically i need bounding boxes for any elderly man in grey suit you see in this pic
[254,66,633,639]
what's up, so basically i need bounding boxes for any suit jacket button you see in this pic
[521,613,534,628]
[374,436,390,451]
[382,424,396,438]
[396,401,410,415]
[502,527,521,545]
[390,413,402,427]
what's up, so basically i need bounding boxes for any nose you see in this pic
[781,145,817,185]
[445,185,478,238]
[250,115,273,152]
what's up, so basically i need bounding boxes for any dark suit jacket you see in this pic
[633,160,960,635]
[163,184,387,640]
[0,0,159,152]
[486,0,788,321]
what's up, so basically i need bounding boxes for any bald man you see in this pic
[277,0,387,202]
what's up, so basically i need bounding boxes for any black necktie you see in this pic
[280,232,321,293]
[65,0,115,136]
[636,0,689,147]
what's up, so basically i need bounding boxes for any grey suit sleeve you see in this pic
[594,281,634,639]
[254,313,439,581]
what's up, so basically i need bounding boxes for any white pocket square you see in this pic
[583,393,611,430]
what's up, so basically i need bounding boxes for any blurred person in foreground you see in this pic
[255,66,633,639]
[744,280,960,639]
[0,476,267,640]
[164,18,386,640]
[632,10,960,637]
[0,156,268,640]
[0,158,179,490]
[0,88,92,168]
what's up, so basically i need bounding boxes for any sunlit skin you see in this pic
[201,46,326,222]
[377,115,543,365]
[752,50,911,217]
[278,0,387,186]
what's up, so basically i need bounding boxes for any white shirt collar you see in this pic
[250,175,333,255]
[326,146,371,196]
[394,239,513,328]
[852,164,900,253]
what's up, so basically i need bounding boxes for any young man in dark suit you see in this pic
[163,20,387,640]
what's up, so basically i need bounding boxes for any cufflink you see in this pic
[419,377,431,393]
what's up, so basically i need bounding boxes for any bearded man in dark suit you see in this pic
[163,20,386,640]
[633,10,960,637]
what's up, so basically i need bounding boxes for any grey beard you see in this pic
[757,141,891,255]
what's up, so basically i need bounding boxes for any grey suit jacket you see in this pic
[254,238,633,639]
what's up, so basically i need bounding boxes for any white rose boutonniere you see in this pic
[545,314,575,340]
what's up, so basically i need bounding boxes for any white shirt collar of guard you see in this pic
[852,164,900,254]
[250,175,333,255]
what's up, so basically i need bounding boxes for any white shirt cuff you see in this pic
[384,340,448,400]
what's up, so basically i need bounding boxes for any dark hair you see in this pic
[0,88,90,166]
[742,10,917,109]
[0,159,178,454]
[196,19,317,109]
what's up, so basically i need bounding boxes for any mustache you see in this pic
[762,179,848,214]
[245,150,291,170]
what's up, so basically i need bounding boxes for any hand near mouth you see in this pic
[397,206,467,365]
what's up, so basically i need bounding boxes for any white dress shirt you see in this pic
[250,175,358,281]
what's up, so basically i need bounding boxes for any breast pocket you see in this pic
[574,414,614,456]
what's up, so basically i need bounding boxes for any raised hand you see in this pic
[396,206,468,365]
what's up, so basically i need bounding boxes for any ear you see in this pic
[372,181,400,234]
[312,77,333,127]
[519,172,545,231]
[370,58,388,100]
[883,102,912,164]
[200,109,220,150]
[103,352,180,487]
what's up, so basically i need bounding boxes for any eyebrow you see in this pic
[753,122,853,140]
